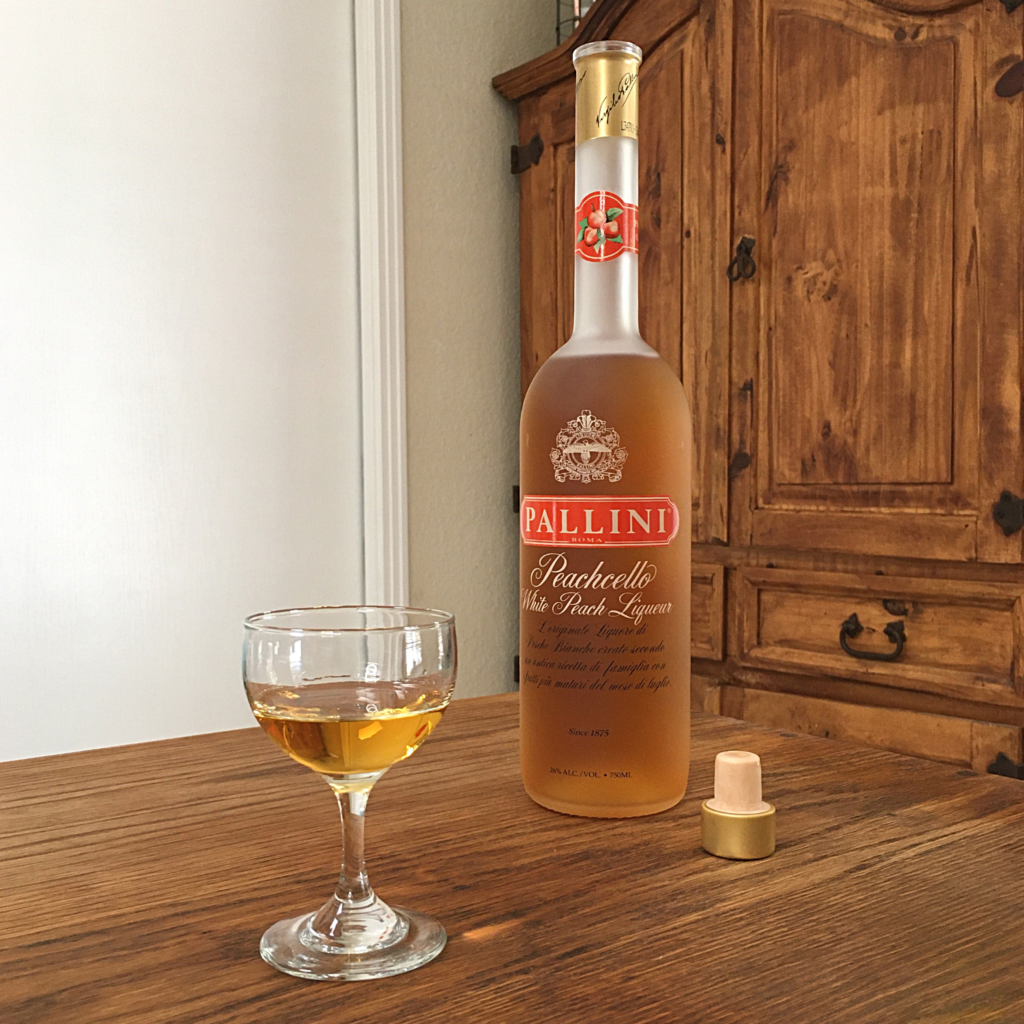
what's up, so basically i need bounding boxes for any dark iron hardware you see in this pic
[992,491,1024,536]
[996,60,1024,98]
[727,237,756,282]
[512,485,520,514]
[728,450,752,479]
[839,613,906,662]
[1001,0,1022,14]
[988,751,1024,779]
[511,134,543,174]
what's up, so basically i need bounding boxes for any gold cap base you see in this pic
[701,800,776,860]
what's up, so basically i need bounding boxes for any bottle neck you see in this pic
[571,135,639,344]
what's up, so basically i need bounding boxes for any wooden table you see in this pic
[3,694,1024,1023]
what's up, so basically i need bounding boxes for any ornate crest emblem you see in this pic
[550,409,628,483]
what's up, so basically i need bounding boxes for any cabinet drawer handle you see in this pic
[839,613,906,662]
[727,236,756,281]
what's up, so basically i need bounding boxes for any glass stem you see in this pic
[333,784,373,905]
[308,776,402,951]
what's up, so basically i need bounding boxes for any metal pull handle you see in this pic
[727,236,756,281]
[839,613,906,662]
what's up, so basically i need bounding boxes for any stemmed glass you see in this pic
[243,606,456,981]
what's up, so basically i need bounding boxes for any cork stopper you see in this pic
[701,750,776,860]
[707,750,771,814]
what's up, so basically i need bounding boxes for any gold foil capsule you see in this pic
[572,40,642,146]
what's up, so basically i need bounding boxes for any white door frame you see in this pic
[354,0,409,606]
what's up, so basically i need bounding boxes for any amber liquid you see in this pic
[248,680,448,775]
[520,349,692,816]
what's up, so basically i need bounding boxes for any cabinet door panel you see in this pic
[555,139,576,353]
[517,89,568,393]
[769,15,957,492]
[731,0,1024,562]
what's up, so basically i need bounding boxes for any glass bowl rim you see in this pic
[243,605,455,635]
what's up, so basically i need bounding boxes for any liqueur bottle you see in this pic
[519,40,692,817]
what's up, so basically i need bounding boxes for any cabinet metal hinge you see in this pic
[511,135,543,174]
[728,451,751,479]
[988,751,1024,780]
[512,485,520,514]
[996,60,1024,98]
[992,490,1024,536]
[513,655,520,687]
[1001,0,1022,14]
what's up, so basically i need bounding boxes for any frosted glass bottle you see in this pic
[519,40,693,817]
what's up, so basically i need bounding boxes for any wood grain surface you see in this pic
[2,693,1024,1023]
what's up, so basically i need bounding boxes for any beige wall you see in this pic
[401,1,552,697]
[0,0,363,759]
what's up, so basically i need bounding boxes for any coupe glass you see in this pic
[243,606,456,981]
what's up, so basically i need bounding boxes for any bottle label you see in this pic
[575,192,638,262]
[521,496,679,548]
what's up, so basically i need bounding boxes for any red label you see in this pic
[574,191,638,262]
[521,495,679,547]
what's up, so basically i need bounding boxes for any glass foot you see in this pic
[260,907,446,981]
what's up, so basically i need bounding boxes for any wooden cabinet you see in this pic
[496,0,1024,769]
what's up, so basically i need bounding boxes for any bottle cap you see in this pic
[572,40,642,146]
[701,750,776,860]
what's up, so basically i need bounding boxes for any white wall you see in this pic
[0,1,363,760]
[401,0,553,698]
